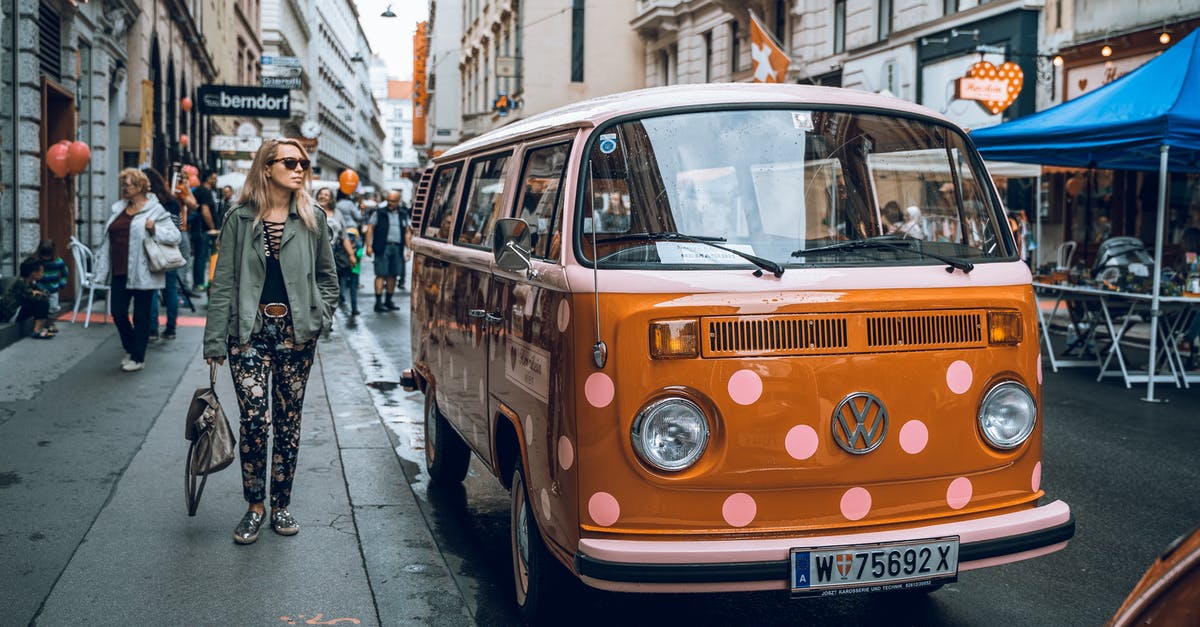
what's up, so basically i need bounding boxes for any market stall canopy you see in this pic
[970,29,1200,172]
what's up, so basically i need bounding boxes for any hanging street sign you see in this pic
[261,55,303,67]
[210,135,264,153]
[199,85,291,118]
[955,61,1024,115]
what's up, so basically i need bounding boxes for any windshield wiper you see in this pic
[791,237,974,274]
[597,232,784,277]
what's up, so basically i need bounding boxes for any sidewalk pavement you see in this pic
[0,303,470,625]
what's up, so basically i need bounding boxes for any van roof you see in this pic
[439,83,957,161]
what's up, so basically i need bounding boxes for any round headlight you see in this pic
[978,382,1037,449]
[631,398,710,472]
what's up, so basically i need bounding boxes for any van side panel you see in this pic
[488,269,581,559]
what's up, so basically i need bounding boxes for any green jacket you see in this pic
[203,202,339,358]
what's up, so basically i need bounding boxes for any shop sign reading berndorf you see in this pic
[198,85,291,118]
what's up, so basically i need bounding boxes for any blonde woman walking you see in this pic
[203,138,339,544]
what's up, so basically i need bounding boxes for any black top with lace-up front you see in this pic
[259,219,289,306]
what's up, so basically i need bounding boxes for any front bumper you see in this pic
[575,500,1074,593]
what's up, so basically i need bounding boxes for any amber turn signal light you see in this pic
[650,319,699,359]
[987,311,1023,345]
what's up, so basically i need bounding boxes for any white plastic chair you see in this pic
[69,236,110,327]
[1056,241,1077,270]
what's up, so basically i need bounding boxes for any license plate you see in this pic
[790,536,959,596]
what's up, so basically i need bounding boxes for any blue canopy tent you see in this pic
[971,29,1200,401]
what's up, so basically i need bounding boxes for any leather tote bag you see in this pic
[145,235,187,272]
[185,363,236,516]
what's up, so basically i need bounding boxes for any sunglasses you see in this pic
[268,158,311,172]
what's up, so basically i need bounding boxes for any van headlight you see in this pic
[631,398,710,471]
[978,382,1037,449]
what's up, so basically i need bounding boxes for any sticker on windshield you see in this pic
[599,133,618,154]
[792,112,814,131]
[656,242,758,265]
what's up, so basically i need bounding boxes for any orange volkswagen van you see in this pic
[403,84,1073,622]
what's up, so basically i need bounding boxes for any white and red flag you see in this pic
[749,10,790,83]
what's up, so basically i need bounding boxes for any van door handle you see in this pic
[469,309,487,318]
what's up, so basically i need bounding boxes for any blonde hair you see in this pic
[239,138,318,231]
[118,168,151,196]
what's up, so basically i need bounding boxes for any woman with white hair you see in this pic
[894,205,927,240]
[91,167,182,371]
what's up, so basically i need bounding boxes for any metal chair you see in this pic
[69,236,110,327]
[1056,241,1077,270]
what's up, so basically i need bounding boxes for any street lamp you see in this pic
[381,5,396,17]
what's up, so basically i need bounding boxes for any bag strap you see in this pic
[209,362,218,388]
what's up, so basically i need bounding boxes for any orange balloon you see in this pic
[46,140,70,178]
[338,169,359,195]
[181,96,193,112]
[179,134,189,147]
[1065,176,1084,197]
[66,141,91,175]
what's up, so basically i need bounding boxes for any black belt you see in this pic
[258,303,289,318]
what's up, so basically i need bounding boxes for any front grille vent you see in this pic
[866,312,983,348]
[706,315,849,356]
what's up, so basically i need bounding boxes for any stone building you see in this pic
[0,0,222,287]
[457,0,645,140]
[423,0,462,161]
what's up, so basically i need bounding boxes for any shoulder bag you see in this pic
[145,234,187,272]
[185,363,236,516]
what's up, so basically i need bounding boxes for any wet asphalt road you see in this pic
[346,281,1200,627]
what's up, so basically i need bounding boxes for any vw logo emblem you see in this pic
[831,392,889,455]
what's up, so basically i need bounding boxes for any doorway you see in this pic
[40,78,76,303]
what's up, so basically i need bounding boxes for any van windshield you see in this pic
[579,108,1011,270]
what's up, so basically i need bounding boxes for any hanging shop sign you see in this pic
[955,61,1024,115]
[198,85,291,118]
[261,55,303,68]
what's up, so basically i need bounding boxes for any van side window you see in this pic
[422,164,462,241]
[515,142,571,260]
[457,153,513,248]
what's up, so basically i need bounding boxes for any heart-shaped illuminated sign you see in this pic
[956,61,1025,115]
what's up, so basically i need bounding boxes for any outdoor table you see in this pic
[1033,282,1200,389]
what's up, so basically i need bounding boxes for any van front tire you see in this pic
[424,389,470,486]
[511,458,568,625]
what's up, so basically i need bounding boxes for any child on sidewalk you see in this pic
[0,257,55,339]
[35,239,68,327]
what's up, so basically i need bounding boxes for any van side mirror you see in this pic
[493,218,538,279]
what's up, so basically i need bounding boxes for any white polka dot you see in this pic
[558,436,574,470]
[524,415,533,446]
[540,488,552,521]
[785,425,819,460]
[722,493,757,527]
[557,300,570,332]
[946,477,973,510]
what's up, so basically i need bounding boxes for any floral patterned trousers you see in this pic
[227,314,316,509]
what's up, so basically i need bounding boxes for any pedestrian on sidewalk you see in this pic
[190,170,219,290]
[203,137,339,545]
[0,257,55,339]
[144,168,184,339]
[34,239,68,322]
[91,168,181,371]
[315,187,358,313]
[364,190,410,312]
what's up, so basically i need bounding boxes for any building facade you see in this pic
[310,0,383,189]
[423,0,462,161]
[1,0,222,285]
[457,0,645,140]
[373,76,419,203]
[259,0,312,143]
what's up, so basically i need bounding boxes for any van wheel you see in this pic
[424,389,469,485]
[511,459,567,625]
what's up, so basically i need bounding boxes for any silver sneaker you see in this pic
[121,360,145,372]
[233,510,265,544]
[270,508,300,536]
[121,354,133,368]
